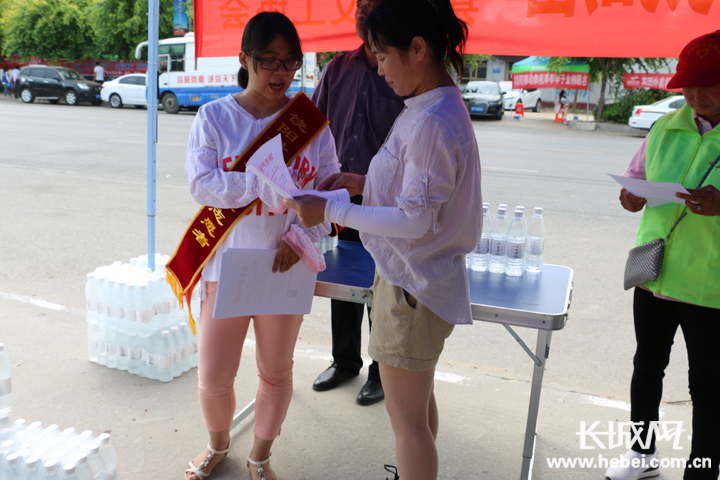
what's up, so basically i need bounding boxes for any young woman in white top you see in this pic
[285,1,482,478]
[184,12,339,480]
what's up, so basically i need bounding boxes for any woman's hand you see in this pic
[283,195,328,228]
[273,240,300,273]
[619,188,647,212]
[676,185,720,217]
[316,172,365,196]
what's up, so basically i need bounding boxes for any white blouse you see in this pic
[186,95,340,282]
[359,86,483,325]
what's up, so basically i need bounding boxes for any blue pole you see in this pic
[146,0,159,272]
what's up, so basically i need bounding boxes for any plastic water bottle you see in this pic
[169,327,182,378]
[177,324,191,373]
[73,454,93,480]
[62,463,78,480]
[84,444,106,480]
[142,334,159,380]
[42,460,59,480]
[525,207,546,273]
[488,206,509,274]
[5,452,21,479]
[24,456,42,480]
[506,209,527,276]
[471,204,492,272]
[96,434,116,480]
[157,331,174,383]
[0,345,13,416]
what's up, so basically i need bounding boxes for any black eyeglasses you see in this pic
[245,53,303,71]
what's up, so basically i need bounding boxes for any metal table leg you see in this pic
[520,329,552,480]
[230,399,256,431]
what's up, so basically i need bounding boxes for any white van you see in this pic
[135,33,317,114]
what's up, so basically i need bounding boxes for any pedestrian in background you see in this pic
[606,30,720,480]
[2,68,13,98]
[94,62,105,84]
[11,65,19,98]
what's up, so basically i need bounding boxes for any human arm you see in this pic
[283,196,432,239]
[619,136,650,212]
[676,186,720,216]
[316,172,365,196]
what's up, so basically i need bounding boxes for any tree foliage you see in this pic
[2,0,96,59]
[87,0,175,60]
[1,0,174,60]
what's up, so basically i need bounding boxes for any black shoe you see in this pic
[384,465,399,480]
[312,363,358,392]
[356,378,384,406]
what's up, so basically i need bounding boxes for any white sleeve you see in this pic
[324,201,432,239]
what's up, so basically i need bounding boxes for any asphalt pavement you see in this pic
[0,96,697,480]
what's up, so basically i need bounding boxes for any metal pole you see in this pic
[586,75,590,123]
[146,0,159,272]
[301,62,306,95]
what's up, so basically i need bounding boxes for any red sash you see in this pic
[166,92,329,334]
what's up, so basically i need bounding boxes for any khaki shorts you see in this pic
[368,272,454,372]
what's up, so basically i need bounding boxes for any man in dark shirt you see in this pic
[310,0,405,406]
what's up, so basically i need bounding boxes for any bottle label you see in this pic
[91,338,98,350]
[97,302,106,315]
[127,309,137,322]
[108,305,118,318]
[528,238,544,256]
[490,238,507,256]
[117,345,128,358]
[475,237,490,255]
[97,340,107,355]
[159,355,173,369]
[181,347,189,360]
[191,343,199,355]
[173,351,181,364]
[87,299,97,312]
[106,343,117,356]
[140,310,153,324]
[118,307,126,320]
[159,302,171,315]
[130,348,141,361]
[146,352,156,367]
[507,241,525,260]
[0,378,11,396]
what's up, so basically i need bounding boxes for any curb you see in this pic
[566,120,647,136]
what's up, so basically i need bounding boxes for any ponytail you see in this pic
[365,0,468,79]
[238,66,248,89]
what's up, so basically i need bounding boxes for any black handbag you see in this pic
[623,155,720,291]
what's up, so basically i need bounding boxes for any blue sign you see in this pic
[492,67,501,74]
[174,0,189,35]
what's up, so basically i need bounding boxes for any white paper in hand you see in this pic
[213,248,317,319]
[609,174,690,208]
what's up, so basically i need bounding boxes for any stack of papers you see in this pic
[609,174,690,208]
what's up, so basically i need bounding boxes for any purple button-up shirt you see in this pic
[311,45,406,175]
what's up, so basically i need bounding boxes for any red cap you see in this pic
[667,31,720,89]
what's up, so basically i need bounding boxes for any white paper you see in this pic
[213,248,318,319]
[247,133,351,203]
[608,174,690,208]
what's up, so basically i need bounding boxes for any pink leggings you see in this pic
[198,281,303,440]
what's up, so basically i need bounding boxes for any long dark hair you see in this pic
[364,0,468,78]
[237,12,303,89]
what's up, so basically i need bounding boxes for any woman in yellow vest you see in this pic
[606,31,720,480]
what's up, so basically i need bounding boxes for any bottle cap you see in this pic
[514,210,523,218]
[62,427,76,437]
[0,343,4,353]
[482,202,490,207]
[44,460,58,474]
[534,207,543,215]
[63,463,76,475]
[482,204,488,213]
[13,419,25,427]
[88,443,100,455]
[79,430,93,439]
[1,440,14,448]
[498,203,508,209]
[98,433,111,445]
[6,453,19,466]
[20,442,32,450]
[75,453,89,465]
[516,205,525,212]
[25,456,39,469]
[45,424,59,434]
[29,421,42,429]
[170,326,179,334]
[161,330,170,337]
[178,323,187,331]
[497,206,507,215]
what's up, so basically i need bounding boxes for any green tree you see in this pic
[1,0,97,59]
[88,0,175,61]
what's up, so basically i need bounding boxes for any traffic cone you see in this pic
[515,103,524,117]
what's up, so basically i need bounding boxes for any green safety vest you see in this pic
[637,104,720,308]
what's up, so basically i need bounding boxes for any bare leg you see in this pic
[248,435,278,480]
[428,385,439,441]
[185,430,231,480]
[380,363,438,480]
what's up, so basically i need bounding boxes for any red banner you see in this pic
[196,0,717,58]
[513,71,589,89]
[623,73,681,92]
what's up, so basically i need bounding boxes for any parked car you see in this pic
[462,81,505,119]
[101,74,147,108]
[16,66,102,105]
[628,96,686,129]
[499,81,543,112]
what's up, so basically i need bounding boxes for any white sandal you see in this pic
[185,441,231,480]
[247,452,271,480]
